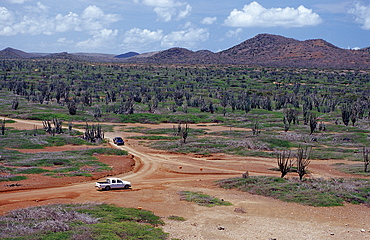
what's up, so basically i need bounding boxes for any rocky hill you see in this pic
[0,47,37,59]
[131,34,370,68]
[1,34,369,69]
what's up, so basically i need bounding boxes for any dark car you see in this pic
[113,137,124,145]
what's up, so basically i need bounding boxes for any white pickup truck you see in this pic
[95,177,131,191]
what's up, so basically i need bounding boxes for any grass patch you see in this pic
[335,163,370,176]
[0,147,127,180]
[179,191,232,207]
[218,176,370,207]
[261,138,292,148]
[0,203,168,240]
[128,135,180,140]
[0,175,27,182]
[167,215,186,221]
[17,167,50,174]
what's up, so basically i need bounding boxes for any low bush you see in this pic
[218,176,370,207]
[179,191,232,207]
[0,203,168,240]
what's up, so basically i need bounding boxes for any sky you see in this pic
[0,0,370,54]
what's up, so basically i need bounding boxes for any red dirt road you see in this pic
[0,118,369,239]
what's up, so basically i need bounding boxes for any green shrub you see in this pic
[179,191,232,207]
[17,168,50,174]
[218,176,370,207]
[0,203,168,240]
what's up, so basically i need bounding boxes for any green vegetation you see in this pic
[1,60,370,174]
[0,175,27,182]
[167,215,186,221]
[0,128,88,149]
[0,147,122,179]
[218,176,370,207]
[179,191,232,207]
[0,128,128,180]
[0,203,168,240]
[334,163,370,176]
[128,135,180,140]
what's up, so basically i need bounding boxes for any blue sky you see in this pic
[0,0,369,54]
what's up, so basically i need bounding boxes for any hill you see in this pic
[115,52,139,59]
[133,34,370,68]
[1,34,370,69]
[0,47,37,59]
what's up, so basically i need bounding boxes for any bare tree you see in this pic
[296,146,311,181]
[363,147,370,173]
[277,150,292,178]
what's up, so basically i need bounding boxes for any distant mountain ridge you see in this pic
[115,52,139,59]
[1,34,370,69]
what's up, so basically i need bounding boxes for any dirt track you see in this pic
[1,119,370,239]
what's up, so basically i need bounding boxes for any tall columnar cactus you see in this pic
[1,119,5,135]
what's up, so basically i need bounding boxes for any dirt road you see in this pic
[1,118,369,239]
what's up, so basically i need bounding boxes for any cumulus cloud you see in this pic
[201,17,217,25]
[123,28,164,44]
[77,28,118,49]
[121,26,208,51]
[161,27,209,48]
[122,28,164,52]
[0,4,119,36]
[226,28,243,38]
[0,7,14,24]
[224,1,322,28]
[348,2,370,30]
[136,0,192,22]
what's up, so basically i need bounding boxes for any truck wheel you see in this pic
[105,186,111,191]
[124,185,129,189]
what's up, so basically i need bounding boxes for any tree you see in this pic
[252,120,260,136]
[277,150,292,178]
[1,119,5,135]
[296,146,311,181]
[309,112,317,135]
[363,147,370,173]
[341,104,350,126]
[177,123,189,143]
[67,101,77,115]
[11,97,19,110]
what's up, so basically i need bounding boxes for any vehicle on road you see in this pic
[113,137,124,145]
[95,177,131,191]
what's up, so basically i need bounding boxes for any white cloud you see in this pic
[349,2,370,30]
[224,1,322,28]
[201,17,217,25]
[123,28,164,44]
[226,28,243,38]
[122,26,209,52]
[161,27,209,48]
[57,37,74,45]
[6,0,29,3]
[77,28,118,49]
[55,12,82,32]
[0,7,14,24]
[0,4,120,36]
[122,28,164,52]
[136,0,192,22]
